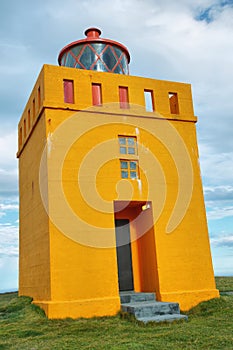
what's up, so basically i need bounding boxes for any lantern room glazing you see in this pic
[58,28,130,75]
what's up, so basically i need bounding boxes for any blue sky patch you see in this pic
[195,1,233,23]
[195,7,215,23]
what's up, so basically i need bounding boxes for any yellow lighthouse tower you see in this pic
[17,28,219,319]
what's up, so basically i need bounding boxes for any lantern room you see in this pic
[58,28,130,74]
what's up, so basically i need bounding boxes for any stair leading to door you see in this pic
[120,292,188,324]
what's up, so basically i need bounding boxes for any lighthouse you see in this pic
[17,28,219,319]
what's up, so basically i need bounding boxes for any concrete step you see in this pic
[120,292,188,323]
[121,301,180,318]
[137,314,188,324]
[120,292,156,304]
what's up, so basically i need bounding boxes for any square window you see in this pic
[127,137,135,146]
[130,161,137,170]
[130,171,137,179]
[121,171,128,178]
[121,161,128,169]
[128,147,135,154]
[119,137,126,145]
[120,160,139,179]
[120,147,127,154]
[118,136,137,155]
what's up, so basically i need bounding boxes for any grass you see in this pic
[0,278,232,350]
[215,276,233,292]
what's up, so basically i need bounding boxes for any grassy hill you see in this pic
[0,277,233,350]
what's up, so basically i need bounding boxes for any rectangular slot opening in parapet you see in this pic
[27,109,31,130]
[23,119,26,137]
[169,92,179,114]
[33,98,35,120]
[63,79,74,104]
[92,83,102,106]
[119,86,129,109]
[144,90,154,112]
[38,86,41,108]
[19,127,22,147]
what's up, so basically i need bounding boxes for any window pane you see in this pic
[119,137,126,145]
[66,53,76,67]
[120,147,127,154]
[121,161,128,169]
[121,171,128,178]
[71,45,83,57]
[130,171,137,179]
[127,137,135,145]
[130,162,137,170]
[90,43,106,55]
[120,55,129,74]
[128,147,135,154]
[102,47,117,71]
[80,46,96,70]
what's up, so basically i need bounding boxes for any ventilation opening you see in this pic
[33,99,35,119]
[19,127,22,147]
[38,86,41,108]
[28,109,31,130]
[119,86,129,109]
[92,83,102,106]
[169,92,179,114]
[63,80,74,104]
[144,90,154,112]
[23,119,26,137]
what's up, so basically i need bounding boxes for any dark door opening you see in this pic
[115,219,134,291]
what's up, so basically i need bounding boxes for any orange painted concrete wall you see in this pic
[18,65,219,318]
[18,112,51,301]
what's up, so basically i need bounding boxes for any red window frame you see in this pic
[63,80,74,104]
[92,83,102,106]
[119,86,129,109]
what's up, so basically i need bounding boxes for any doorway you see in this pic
[115,219,134,291]
[114,200,159,294]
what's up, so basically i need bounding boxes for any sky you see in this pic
[0,0,233,291]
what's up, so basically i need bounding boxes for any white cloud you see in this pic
[0,131,18,199]
[205,186,233,220]
[204,186,233,201]
[0,203,19,211]
[0,224,19,258]
[207,206,233,220]
[199,144,233,184]
[211,234,233,247]
[0,130,18,164]
[0,202,19,221]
